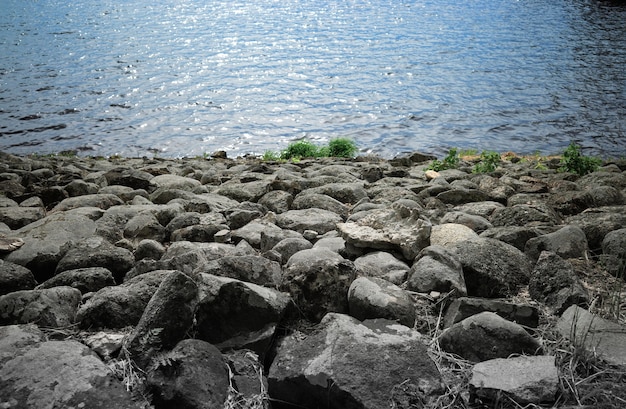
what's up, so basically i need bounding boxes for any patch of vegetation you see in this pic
[263,138,359,161]
[472,150,500,173]
[427,148,460,171]
[280,140,320,160]
[559,142,602,176]
[327,137,358,158]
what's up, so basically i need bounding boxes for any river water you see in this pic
[1,0,625,158]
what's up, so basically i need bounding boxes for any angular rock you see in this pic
[337,207,431,261]
[601,228,626,276]
[52,193,124,212]
[0,206,46,230]
[281,248,357,322]
[529,251,589,314]
[407,245,466,296]
[348,276,415,327]
[271,237,313,265]
[0,325,142,409]
[224,201,266,229]
[258,190,293,214]
[123,212,166,242]
[145,339,229,409]
[430,223,479,247]
[303,182,368,204]
[490,203,561,227]
[557,305,626,366]
[566,206,626,250]
[134,238,166,261]
[276,208,342,235]
[199,255,282,287]
[440,211,493,233]
[353,251,410,285]
[479,226,546,251]
[196,274,292,355]
[232,220,284,248]
[269,313,443,409]
[443,297,540,329]
[436,188,491,205]
[150,174,201,191]
[450,238,532,298]
[122,270,199,369]
[470,356,559,405]
[104,167,154,190]
[215,179,271,202]
[76,270,171,329]
[438,312,542,362]
[223,349,268,400]
[524,225,588,261]
[0,286,81,327]
[292,192,349,218]
[36,267,115,294]
[0,259,37,296]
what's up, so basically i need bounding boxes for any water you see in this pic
[1,0,625,159]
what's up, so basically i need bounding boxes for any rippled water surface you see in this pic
[1,0,625,158]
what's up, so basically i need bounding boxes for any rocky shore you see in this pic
[1,150,626,408]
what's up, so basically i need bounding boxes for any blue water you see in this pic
[1,0,625,158]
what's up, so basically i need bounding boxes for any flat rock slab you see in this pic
[470,355,559,404]
[557,305,626,367]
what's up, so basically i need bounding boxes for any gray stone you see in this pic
[557,305,626,366]
[430,223,479,247]
[601,228,626,276]
[292,192,349,218]
[312,236,346,253]
[450,238,532,298]
[258,190,293,214]
[276,208,342,234]
[64,179,99,197]
[149,174,201,191]
[524,225,588,261]
[0,206,46,230]
[0,259,36,296]
[225,202,266,229]
[348,276,415,327]
[567,206,626,250]
[490,203,561,227]
[470,356,559,405]
[268,313,443,409]
[271,237,313,265]
[199,255,282,287]
[407,245,466,295]
[123,212,166,242]
[479,226,546,251]
[303,182,368,204]
[134,238,166,261]
[36,267,115,294]
[439,312,542,362]
[145,339,229,409]
[453,201,505,219]
[104,167,154,190]
[436,188,491,205]
[232,220,283,248]
[214,179,272,202]
[443,297,540,329]
[353,251,410,285]
[440,211,493,233]
[0,286,81,327]
[51,193,124,212]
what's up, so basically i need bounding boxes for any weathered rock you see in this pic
[470,356,559,405]
[353,251,410,285]
[0,206,46,229]
[490,203,561,227]
[199,255,282,287]
[566,206,626,250]
[0,325,142,409]
[123,270,199,369]
[150,174,201,191]
[258,190,293,214]
[557,305,626,366]
[439,211,493,233]
[276,208,342,234]
[36,267,115,294]
[337,207,431,261]
[601,228,626,276]
[215,179,272,202]
[450,238,532,298]
[223,349,268,400]
[407,245,466,295]
[0,286,81,327]
[292,192,349,218]
[5,213,97,281]
[479,226,546,251]
[52,193,124,212]
[104,167,154,190]
[443,297,540,329]
[303,182,368,204]
[225,201,267,229]
[123,212,166,242]
[145,339,229,409]
[281,248,357,322]
[196,274,292,355]
[430,223,479,247]
[232,219,284,248]
[348,276,415,327]
[64,179,99,197]
[436,188,491,205]
[269,313,443,409]
[438,312,542,362]
[271,237,313,265]
[0,259,36,296]
[134,238,166,261]
[83,331,126,361]
[529,252,589,314]
[524,225,588,261]
[76,270,171,329]
[55,236,135,283]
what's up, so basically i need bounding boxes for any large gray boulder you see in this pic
[36,267,116,294]
[0,206,46,230]
[438,312,542,362]
[199,255,282,287]
[408,245,466,295]
[51,193,124,212]
[443,297,539,329]
[0,324,143,409]
[276,208,342,235]
[348,276,415,327]
[0,286,81,327]
[601,228,626,276]
[0,259,36,296]
[524,225,588,261]
[567,206,626,250]
[268,313,443,409]
[450,238,532,298]
[353,251,410,285]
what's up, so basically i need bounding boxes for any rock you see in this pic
[479,226,546,251]
[64,179,99,197]
[55,236,135,283]
[268,313,443,409]
[348,276,415,327]
[601,228,626,276]
[470,356,559,405]
[407,245,466,295]
[123,212,166,242]
[337,207,431,261]
[529,252,589,314]
[566,206,626,250]
[353,251,410,285]
[0,235,25,253]
[490,203,561,227]
[122,270,199,369]
[303,182,368,204]
[524,225,588,261]
[199,255,282,287]
[0,325,142,409]
[276,208,342,234]
[150,174,201,191]
[440,211,493,233]
[145,339,229,409]
[0,206,46,229]
[557,305,626,366]
[223,349,268,400]
[292,192,349,218]
[215,180,271,202]
[134,238,166,261]
[438,312,542,362]
[52,193,124,212]
[76,270,171,329]
[5,213,97,281]
[312,236,345,253]
[430,223,479,246]
[83,331,126,361]
[0,286,81,327]
[450,238,532,298]
[196,274,292,355]
[36,267,116,294]
[281,248,357,322]
[271,237,313,265]
[104,167,154,190]
[0,259,36,296]
[258,190,293,214]
[232,220,284,248]
[443,297,540,329]
[225,201,266,229]
[436,188,491,205]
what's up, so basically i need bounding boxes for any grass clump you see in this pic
[559,142,602,176]
[427,148,460,171]
[263,138,358,161]
[473,150,501,173]
[327,137,358,158]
